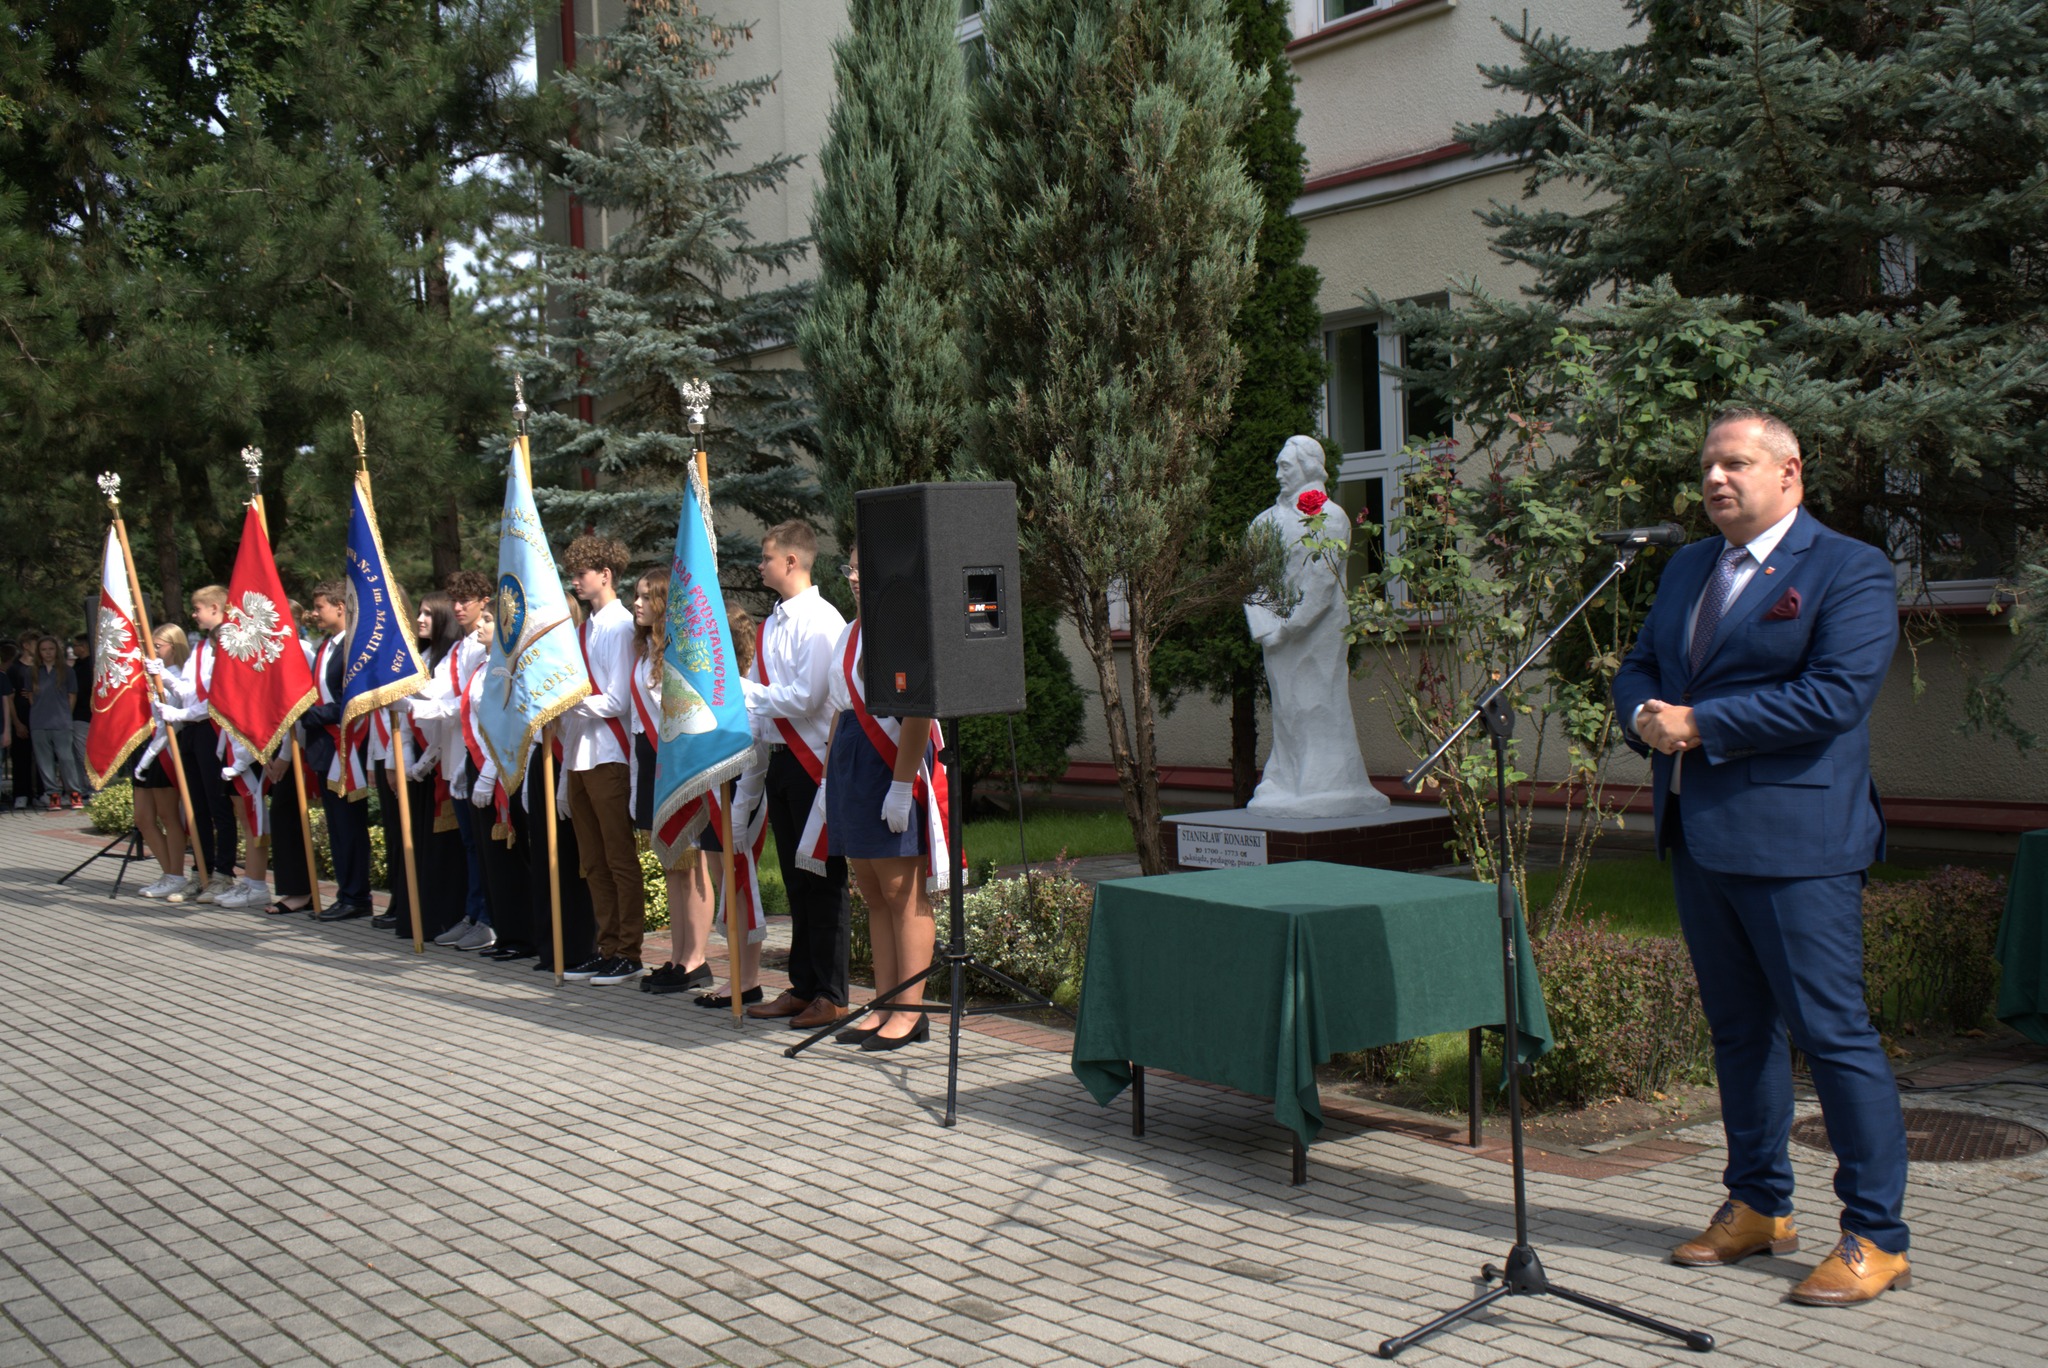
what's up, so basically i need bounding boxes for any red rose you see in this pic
[1296,489,1329,517]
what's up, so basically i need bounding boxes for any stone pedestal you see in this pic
[1160,805,1457,874]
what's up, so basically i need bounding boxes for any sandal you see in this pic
[694,987,764,1009]
[264,899,310,916]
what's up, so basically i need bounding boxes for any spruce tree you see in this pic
[968,0,1264,873]
[1149,0,1324,808]
[526,0,818,571]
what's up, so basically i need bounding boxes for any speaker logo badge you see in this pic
[894,672,907,692]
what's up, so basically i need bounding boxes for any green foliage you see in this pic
[1524,924,1715,1110]
[1862,866,2008,1035]
[799,0,972,542]
[1429,0,2048,744]
[967,0,1266,873]
[1150,0,1325,804]
[639,840,670,933]
[962,808,1140,865]
[310,804,389,891]
[955,604,1086,804]
[928,861,1098,1010]
[524,0,817,573]
[87,779,133,835]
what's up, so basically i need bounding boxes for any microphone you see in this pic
[1594,523,1687,547]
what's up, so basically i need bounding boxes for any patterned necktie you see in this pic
[1689,545,1750,675]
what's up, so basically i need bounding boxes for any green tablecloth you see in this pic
[1070,861,1551,1148]
[1996,830,2048,1046]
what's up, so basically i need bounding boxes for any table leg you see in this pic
[1468,1028,1483,1148]
[1131,1063,1145,1137]
[1291,1134,1307,1186]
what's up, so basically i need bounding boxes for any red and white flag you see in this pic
[85,527,154,789]
[208,503,317,762]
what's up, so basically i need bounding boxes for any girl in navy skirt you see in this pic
[819,546,953,1051]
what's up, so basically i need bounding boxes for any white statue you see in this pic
[1243,435,1389,819]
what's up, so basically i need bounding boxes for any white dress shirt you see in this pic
[739,585,844,750]
[1652,505,1802,793]
[560,597,635,771]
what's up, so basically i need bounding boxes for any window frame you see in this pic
[1323,310,1423,604]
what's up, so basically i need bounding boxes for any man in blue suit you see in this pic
[1614,409,1911,1305]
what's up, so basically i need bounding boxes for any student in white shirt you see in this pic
[733,520,850,1030]
[558,535,649,986]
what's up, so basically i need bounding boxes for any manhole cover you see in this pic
[1792,1108,2048,1163]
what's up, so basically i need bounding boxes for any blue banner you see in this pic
[341,470,429,728]
[650,460,753,862]
[477,441,591,791]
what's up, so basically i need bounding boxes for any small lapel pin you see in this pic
[1764,567,1775,574]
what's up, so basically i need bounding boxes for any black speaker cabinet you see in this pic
[854,481,1027,719]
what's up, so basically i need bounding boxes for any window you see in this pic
[1322,0,1384,21]
[1323,315,1451,603]
[958,0,987,72]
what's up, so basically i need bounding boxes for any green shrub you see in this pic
[309,805,389,891]
[638,839,671,932]
[88,780,134,835]
[930,860,1095,1009]
[1862,866,2006,1034]
[1525,925,1714,1109]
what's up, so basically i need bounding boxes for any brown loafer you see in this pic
[1789,1233,1911,1305]
[790,999,850,1030]
[1672,1198,1799,1267]
[745,990,810,1020]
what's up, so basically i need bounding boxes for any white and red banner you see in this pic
[209,504,317,762]
[85,527,154,789]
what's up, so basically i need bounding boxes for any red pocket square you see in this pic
[1764,587,1802,621]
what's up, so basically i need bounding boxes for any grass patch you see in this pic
[964,808,1137,866]
[1526,855,1927,939]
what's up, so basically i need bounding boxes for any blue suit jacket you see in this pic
[1612,507,1897,878]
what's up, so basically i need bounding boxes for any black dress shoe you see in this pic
[313,902,369,922]
[644,961,715,994]
[694,987,763,1009]
[834,1021,882,1046]
[369,913,397,930]
[861,1017,931,1052]
[532,959,556,973]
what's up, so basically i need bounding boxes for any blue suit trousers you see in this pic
[1671,827,1909,1253]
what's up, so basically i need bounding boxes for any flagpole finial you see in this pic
[240,446,263,489]
[513,374,528,436]
[97,472,121,511]
[350,411,367,468]
[679,379,711,439]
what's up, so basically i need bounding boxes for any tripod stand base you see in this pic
[1376,1245,1714,1358]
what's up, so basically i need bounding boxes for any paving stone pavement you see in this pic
[5,811,2048,1368]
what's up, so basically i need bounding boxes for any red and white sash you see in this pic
[579,619,631,758]
[755,616,826,781]
[797,622,958,892]
[314,639,366,796]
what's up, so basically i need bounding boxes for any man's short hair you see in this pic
[443,570,493,602]
[562,534,632,582]
[761,520,818,570]
[1707,407,1802,466]
[311,580,347,610]
[191,583,229,611]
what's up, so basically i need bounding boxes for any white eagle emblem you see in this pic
[218,591,290,670]
[94,608,140,700]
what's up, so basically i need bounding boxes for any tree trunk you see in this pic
[142,446,183,620]
[1123,595,1168,875]
[1071,588,1160,874]
[430,493,462,585]
[1229,665,1257,808]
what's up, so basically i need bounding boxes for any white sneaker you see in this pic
[163,875,204,902]
[433,917,476,947]
[137,874,182,899]
[216,879,269,910]
[194,873,236,905]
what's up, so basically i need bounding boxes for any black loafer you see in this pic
[313,902,368,922]
[694,987,763,1009]
[369,913,397,930]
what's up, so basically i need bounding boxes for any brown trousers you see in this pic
[566,761,644,960]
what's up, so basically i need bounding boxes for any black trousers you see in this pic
[268,762,310,899]
[179,724,238,877]
[477,798,530,947]
[514,758,595,969]
[376,768,453,939]
[765,747,849,1005]
[321,788,372,906]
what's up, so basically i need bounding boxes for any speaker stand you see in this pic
[57,826,152,899]
[785,743,1074,1126]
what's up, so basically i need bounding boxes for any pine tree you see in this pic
[1427,0,2048,592]
[798,0,972,540]
[1149,0,1324,808]
[526,0,818,571]
[968,0,1265,873]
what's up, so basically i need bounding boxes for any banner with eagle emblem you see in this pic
[84,525,154,788]
[209,502,317,762]
[476,441,591,791]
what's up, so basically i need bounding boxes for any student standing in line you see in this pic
[170,586,240,900]
[4,639,38,807]
[135,625,196,898]
[28,635,86,809]
[0,645,14,804]
[400,591,468,943]
[258,603,319,916]
[301,582,374,920]
[418,573,497,952]
[69,634,93,798]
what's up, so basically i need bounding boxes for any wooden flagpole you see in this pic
[101,476,208,886]
[355,414,425,954]
[695,445,744,1026]
[243,454,322,916]
[508,391,568,989]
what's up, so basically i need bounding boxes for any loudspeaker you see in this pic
[855,481,1026,719]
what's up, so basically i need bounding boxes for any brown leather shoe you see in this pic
[790,998,849,1030]
[746,990,810,1020]
[1789,1233,1911,1305]
[1672,1199,1799,1267]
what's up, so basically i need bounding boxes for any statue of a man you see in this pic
[1243,435,1388,818]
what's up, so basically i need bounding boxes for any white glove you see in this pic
[408,755,435,783]
[221,766,238,783]
[882,780,914,834]
[471,772,496,808]
[149,695,165,722]
[143,657,165,678]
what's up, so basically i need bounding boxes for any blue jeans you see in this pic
[32,728,86,798]
[1671,839,1910,1253]
[453,800,490,926]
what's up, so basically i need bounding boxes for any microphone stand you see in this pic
[1378,544,1714,1359]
